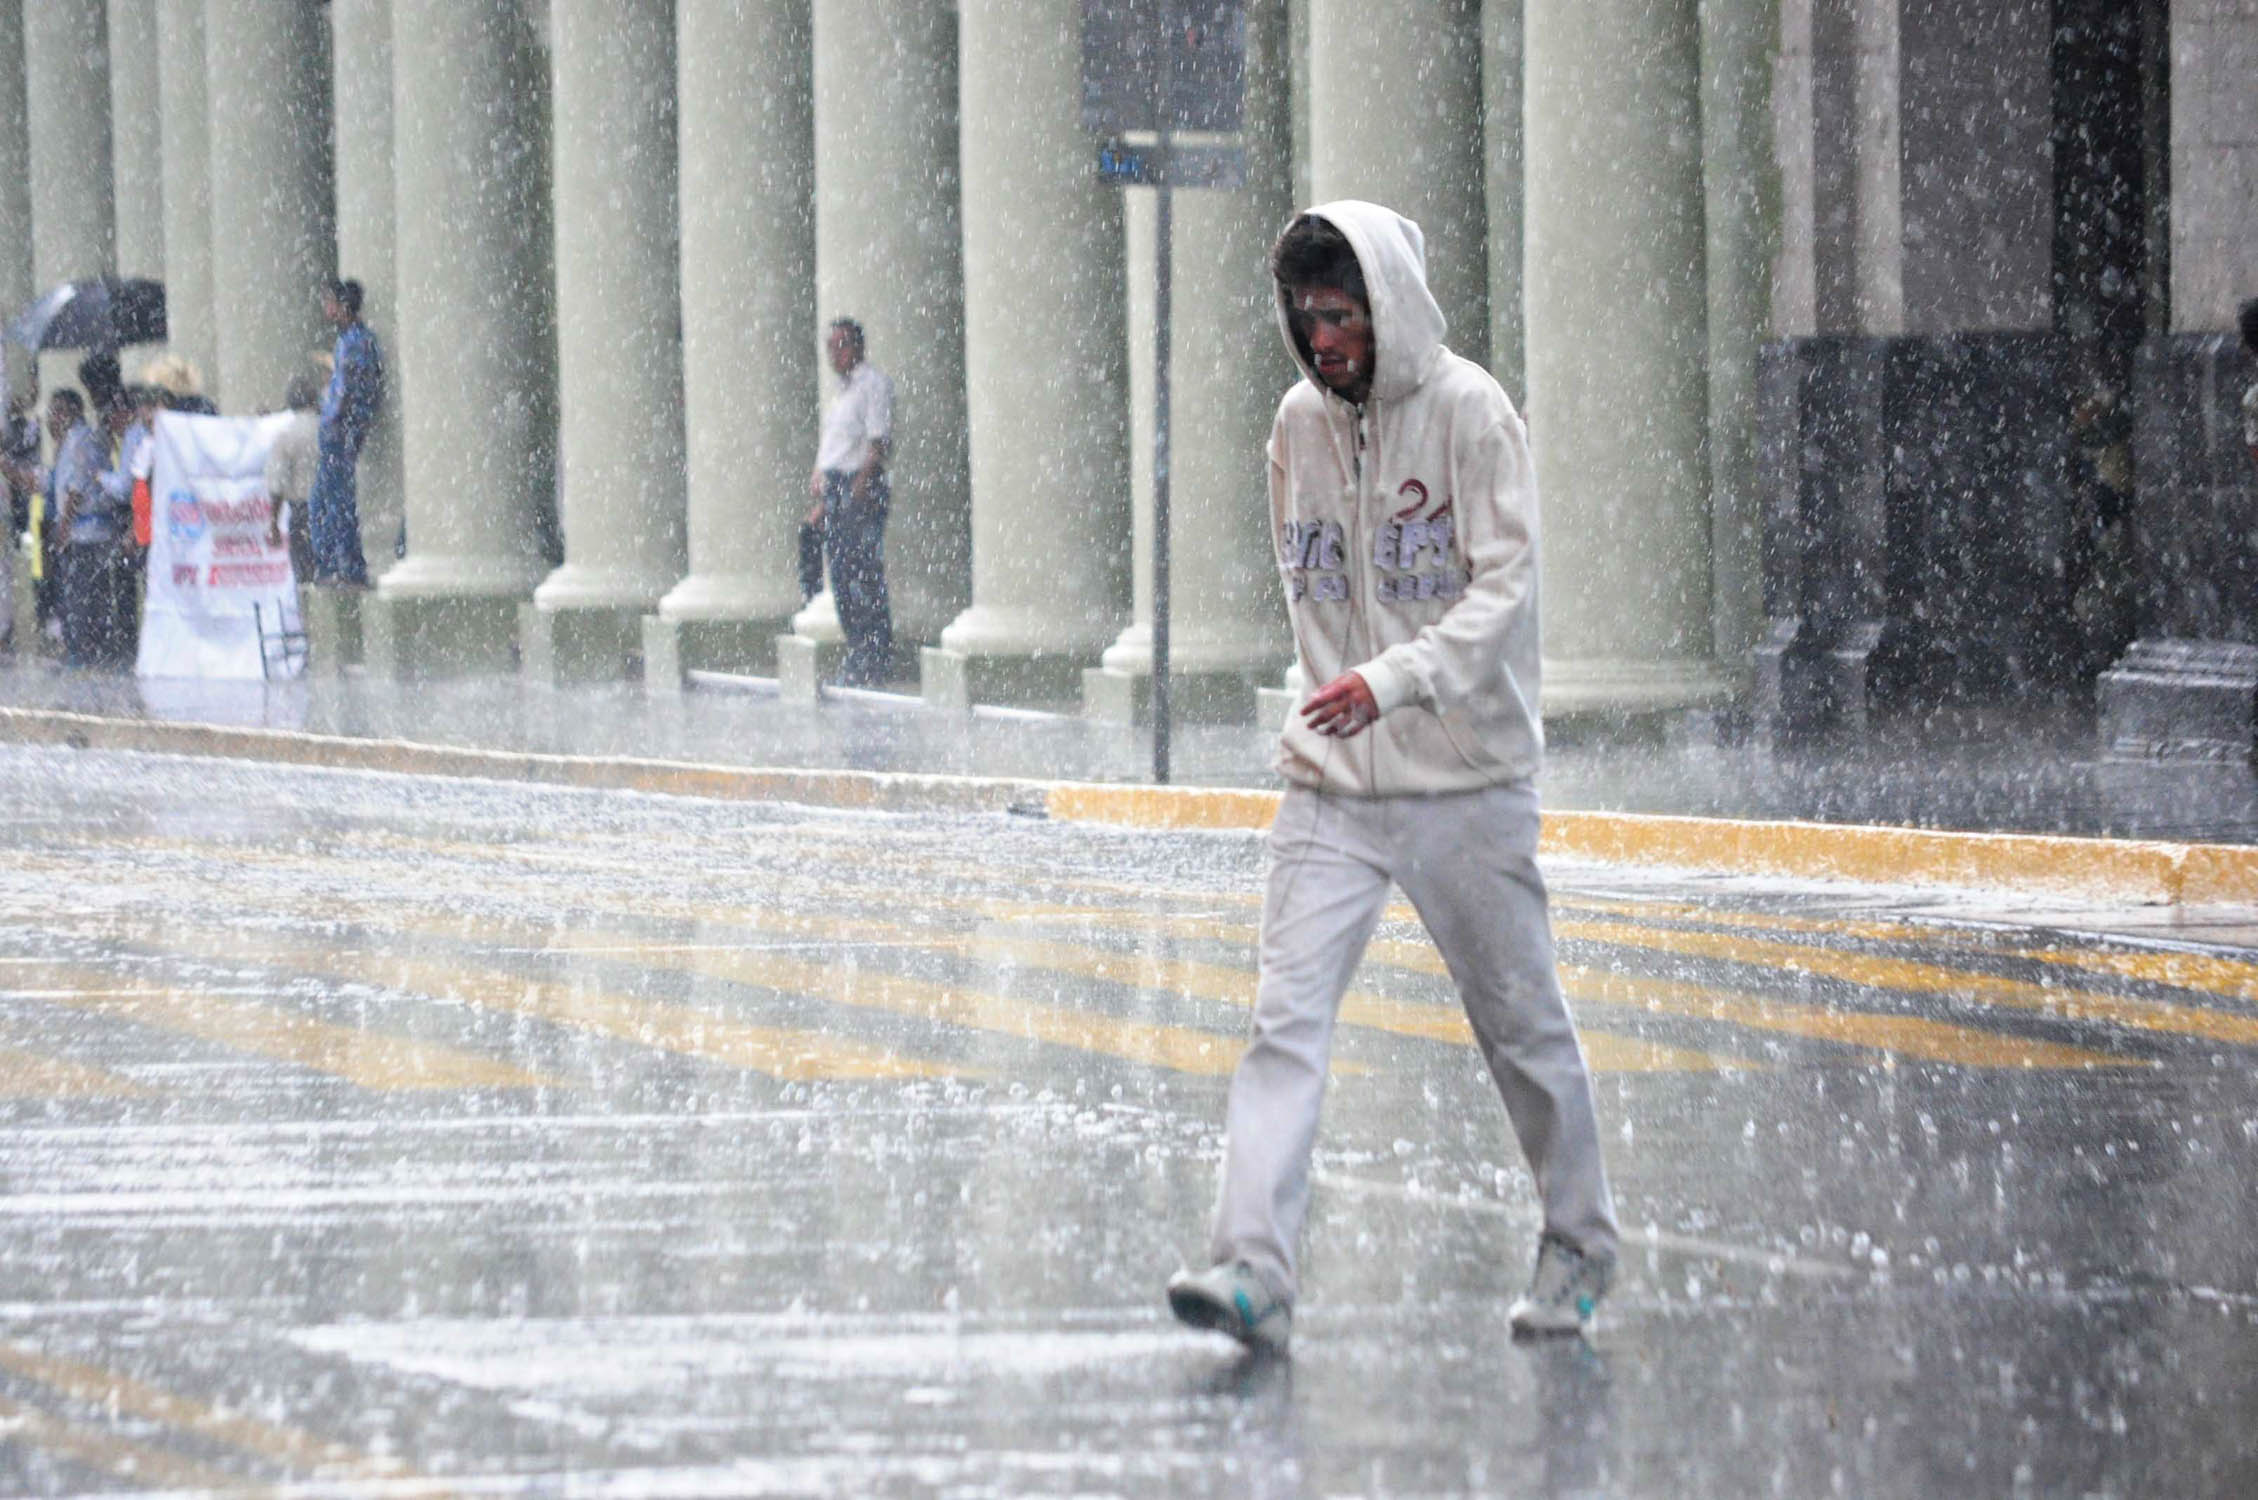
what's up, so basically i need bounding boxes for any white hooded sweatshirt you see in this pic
[1268,200,1543,796]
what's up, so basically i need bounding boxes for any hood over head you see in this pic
[1274,200,1449,404]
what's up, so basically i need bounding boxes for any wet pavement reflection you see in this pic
[3,744,2256,1496]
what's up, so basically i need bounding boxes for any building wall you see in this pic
[2171,0,2258,331]
[21,0,2243,710]
[1898,0,2055,332]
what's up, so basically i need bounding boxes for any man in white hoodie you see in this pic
[1166,203,1620,1352]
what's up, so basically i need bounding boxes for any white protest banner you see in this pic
[136,410,302,680]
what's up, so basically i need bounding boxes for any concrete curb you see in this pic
[5,705,2253,907]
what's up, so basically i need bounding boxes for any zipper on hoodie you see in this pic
[1351,400,1377,787]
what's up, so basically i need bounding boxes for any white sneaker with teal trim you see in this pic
[1509,1233,1614,1337]
[1166,1260,1292,1354]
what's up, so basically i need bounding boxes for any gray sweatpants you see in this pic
[1208,781,1620,1300]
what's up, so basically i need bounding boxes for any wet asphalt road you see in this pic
[2,744,2257,1498]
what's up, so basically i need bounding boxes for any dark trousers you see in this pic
[60,542,135,669]
[309,434,369,585]
[822,469,892,685]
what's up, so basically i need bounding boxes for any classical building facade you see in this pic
[2,1,2251,741]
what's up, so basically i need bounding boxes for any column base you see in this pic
[2097,639,2258,763]
[299,585,363,678]
[775,633,848,703]
[362,592,524,680]
[1542,656,1741,722]
[920,646,1090,712]
[518,602,642,687]
[1081,665,1272,726]
[641,614,790,695]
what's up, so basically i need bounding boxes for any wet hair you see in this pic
[2240,297,2258,355]
[138,352,205,400]
[284,372,321,412]
[48,389,84,420]
[1270,214,1366,304]
[77,350,122,408]
[828,317,864,353]
[330,278,364,319]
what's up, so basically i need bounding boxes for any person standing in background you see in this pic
[1,386,41,655]
[48,389,130,669]
[265,373,322,585]
[308,278,384,586]
[804,317,895,687]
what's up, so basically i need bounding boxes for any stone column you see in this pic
[2098,0,2258,759]
[526,0,686,684]
[24,0,115,398]
[0,5,34,399]
[1086,0,1297,725]
[1700,0,1778,665]
[156,0,216,392]
[647,0,816,692]
[1524,0,1732,715]
[1307,0,1486,368]
[204,0,333,412]
[1482,0,1524,399]
[782,0,966,694]
[363,0,555,679]
[929,0,1130,707]
[330,0,403,586]
[107,0,163,283]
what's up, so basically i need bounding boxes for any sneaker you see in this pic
[1509,1232,1614,1337]
[1166,1260,1292,1354]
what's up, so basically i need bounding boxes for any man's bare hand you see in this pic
[1300,671,1378,737]
[805,501,825,528]
[808,469,824,502]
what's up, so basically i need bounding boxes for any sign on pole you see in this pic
[1081,1,1246,134]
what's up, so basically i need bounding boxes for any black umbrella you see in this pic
[5,276,167,353]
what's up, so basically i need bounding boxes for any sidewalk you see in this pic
[1,660,2254,916]
[4,662,2253,841]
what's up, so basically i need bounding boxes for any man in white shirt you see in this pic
[806,317,895,686]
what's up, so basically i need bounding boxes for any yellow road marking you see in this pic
[1,964,555,1093]
[20,834,2221,1069]
[1558,893,2258,1003]
[471,906,1735,1075]
[862,898,2112,1069]
[416,915,1247,1077]
[1551,916,2258,1047]
[1356,936,2133,1068]
[112,927,953,1084]
[1558,966,2132,1069]
[0,1390,247,1493]
[0,1337,396,1481]
[0,1045,148,1098]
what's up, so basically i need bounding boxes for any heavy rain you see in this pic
[1,1,2255,1497]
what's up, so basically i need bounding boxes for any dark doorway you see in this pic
[2051,0,2166,377]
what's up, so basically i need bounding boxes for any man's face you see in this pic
[1290,287,1373,399]
[826,329,859,377]
[321,291,345,327]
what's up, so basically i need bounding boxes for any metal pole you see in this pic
[1149,5,1178,786]
[1153,128,1173,785]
